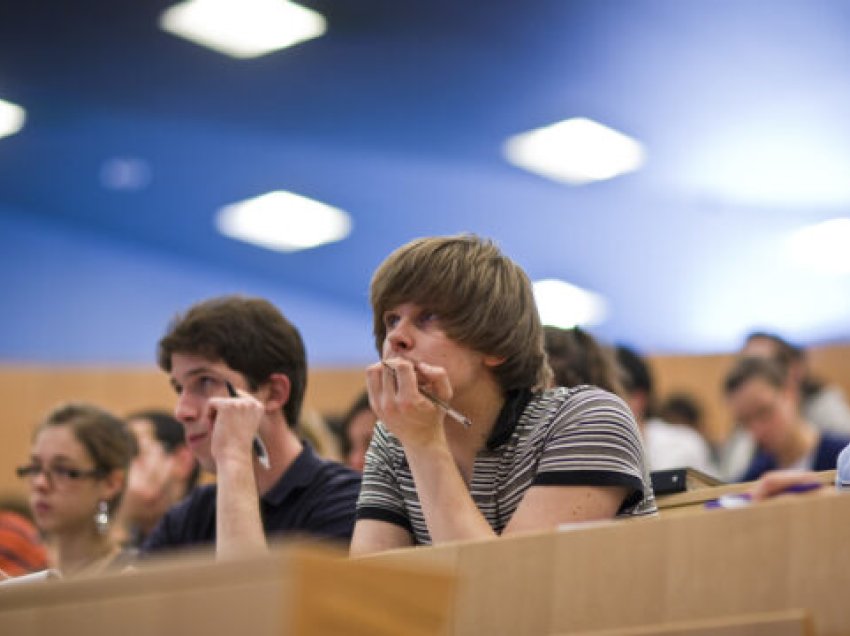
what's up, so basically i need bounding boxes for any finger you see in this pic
[365,362,385,414]
[388,358,418,397]
[416,362,453,402]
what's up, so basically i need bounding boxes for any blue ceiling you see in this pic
[1,1,849,365]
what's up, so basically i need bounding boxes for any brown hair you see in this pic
[544,326,625,398]
[157,295,307,426]
[724,356,787,396]
[36,403,136,515]
[370,235,550,392]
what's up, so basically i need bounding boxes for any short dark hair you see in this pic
[724,356,787,395]
[126,409,201,490]
[615,345,654,418]
[157,295,307,427]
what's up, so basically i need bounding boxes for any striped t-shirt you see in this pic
[356,385,657,545]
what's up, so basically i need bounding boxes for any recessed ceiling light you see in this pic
[504,117,645,185]
[159,0,326,59]
[99,157,152,191]
[533,279,608,328]
[216,190,351,252]
[787,218,850,275]
[0,98,26,140]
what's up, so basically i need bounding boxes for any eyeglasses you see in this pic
[16,464,104,487]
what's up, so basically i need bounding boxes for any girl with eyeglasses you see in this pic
[12,403,136,579]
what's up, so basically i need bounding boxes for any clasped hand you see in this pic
[366,359,453,447]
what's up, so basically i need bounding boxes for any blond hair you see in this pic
[370,234,550,392]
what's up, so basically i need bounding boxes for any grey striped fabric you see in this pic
[357,385,657,545]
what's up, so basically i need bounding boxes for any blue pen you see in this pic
[225,380,271,470]
[705,481,821,509]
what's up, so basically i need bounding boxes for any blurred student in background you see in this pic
[114,409,200,548]
[658,392,721,466]
[543,326,625,397]
[742,331,850,434]
[616,345,718,477]
[15,403,135,578]
[339,391,377,473]
[0,498,49,577]
[719,331,850,481]
[724,356,849,482]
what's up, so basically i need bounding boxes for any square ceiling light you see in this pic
[216,190,351,252]
[504,117,645,185]
[160,0,326,59]
[787,218,850,275]
[0,98,26,139]
[533,279,608,328]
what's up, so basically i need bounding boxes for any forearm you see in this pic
[215,458,267,560]
[404,441,496,544]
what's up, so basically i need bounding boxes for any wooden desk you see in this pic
[0,542,456,636]
[365,483,850,635]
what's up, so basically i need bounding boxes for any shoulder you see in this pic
[141,483,217,552]
[527,386,638,434]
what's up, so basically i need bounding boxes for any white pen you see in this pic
[381,360,472,429]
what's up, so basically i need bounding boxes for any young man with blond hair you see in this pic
[351,235,655,555]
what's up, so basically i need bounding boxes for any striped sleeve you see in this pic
[355,422,414,533]
[532,388,649,505]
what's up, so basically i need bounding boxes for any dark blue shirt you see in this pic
[740,432,850,482]
[141,444,361,554]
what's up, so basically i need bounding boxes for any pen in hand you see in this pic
[224,380,271,470]
[381,360,472,429]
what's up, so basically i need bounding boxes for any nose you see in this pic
[174,390,200,426]
[31,468,51,491]
[386,317,413,354]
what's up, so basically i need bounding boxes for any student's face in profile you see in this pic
[728,377,796,454]
[346,408,377,473]
[26,426,109,536]
[168,352,250,472]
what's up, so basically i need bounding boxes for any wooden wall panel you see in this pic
[2,343,848,498]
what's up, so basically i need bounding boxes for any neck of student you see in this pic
[255,419,304,497]
[445,376,507,467]
[52,526,117,577]
[776,421,818,468]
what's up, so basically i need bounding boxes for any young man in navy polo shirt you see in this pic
[142,295,361,559]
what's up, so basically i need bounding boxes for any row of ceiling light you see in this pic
[3,1,844,329]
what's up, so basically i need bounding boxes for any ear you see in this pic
[482,354,506,368]
[263,372,292,416]
[100,469,126,504]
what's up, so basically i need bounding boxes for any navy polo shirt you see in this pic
[141,443,361,554]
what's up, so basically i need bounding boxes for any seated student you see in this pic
[114,410,200,548]
[543,325,625,397]
[615,345,719,477]
[339,391,377,473]
[0,500,50,577]
[351,235,655,555]
[14,403,136,578]
[724,356,850,482]
[721,331,850,481]
[742,331,850,435]
[142,295,362,560]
